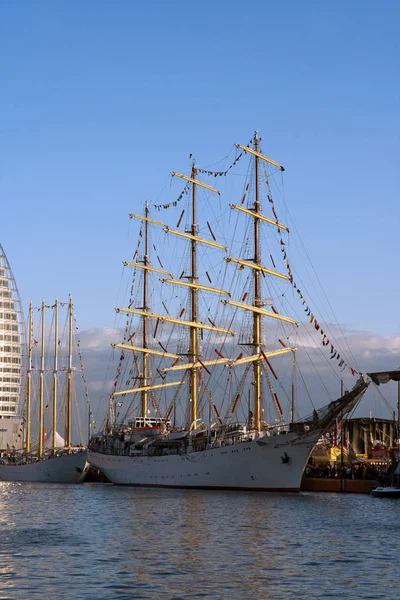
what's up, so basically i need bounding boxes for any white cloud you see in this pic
[77,325,400,429]
[78,327,119,350]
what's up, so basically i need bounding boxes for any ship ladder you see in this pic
[224,363,252,424]
[262,364,286,427]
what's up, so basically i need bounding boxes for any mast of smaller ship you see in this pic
[38,299,45,458]
[189,164,198,430]
[66,294,73,450]
[253,132,263,431]
[25,300,33,454]
[52,298,59,454]
[141,202,149,419]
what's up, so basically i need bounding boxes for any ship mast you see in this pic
[66,294,73,450]
[189,164,199,429]
[25,300,33,454]
[119,176,225,421]
[291,354,296,425]
[225,136,294,429]
[38,299,45,458]
[253,132,263,431]
[141,202,149,419]
[52,298,59,453]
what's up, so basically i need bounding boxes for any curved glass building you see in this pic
[0,244,25,450]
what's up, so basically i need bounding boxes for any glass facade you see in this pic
[0,249,24,418]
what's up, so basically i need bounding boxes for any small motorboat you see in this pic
[371,461,400,498]
[372,485,400,498]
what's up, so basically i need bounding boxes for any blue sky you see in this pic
[1,1,399,333]
[1,1,400,420]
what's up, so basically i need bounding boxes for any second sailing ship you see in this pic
[0,296,87,482]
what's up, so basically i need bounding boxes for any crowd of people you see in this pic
[303,462,392,483]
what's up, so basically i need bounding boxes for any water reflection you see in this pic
[0,484,397,599]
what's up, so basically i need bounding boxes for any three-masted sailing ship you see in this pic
[88,132,368,491]
[0,295,87,482]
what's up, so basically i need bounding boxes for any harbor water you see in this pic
[0,482,397,599]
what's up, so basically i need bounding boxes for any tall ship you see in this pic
[0,243,25,450]
[88,132,369,491]
[0,294,87,482]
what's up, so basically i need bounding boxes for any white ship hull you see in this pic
[88,431,320,491]
[0,452,87,483]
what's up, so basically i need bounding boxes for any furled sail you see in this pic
[367,371,400,386]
